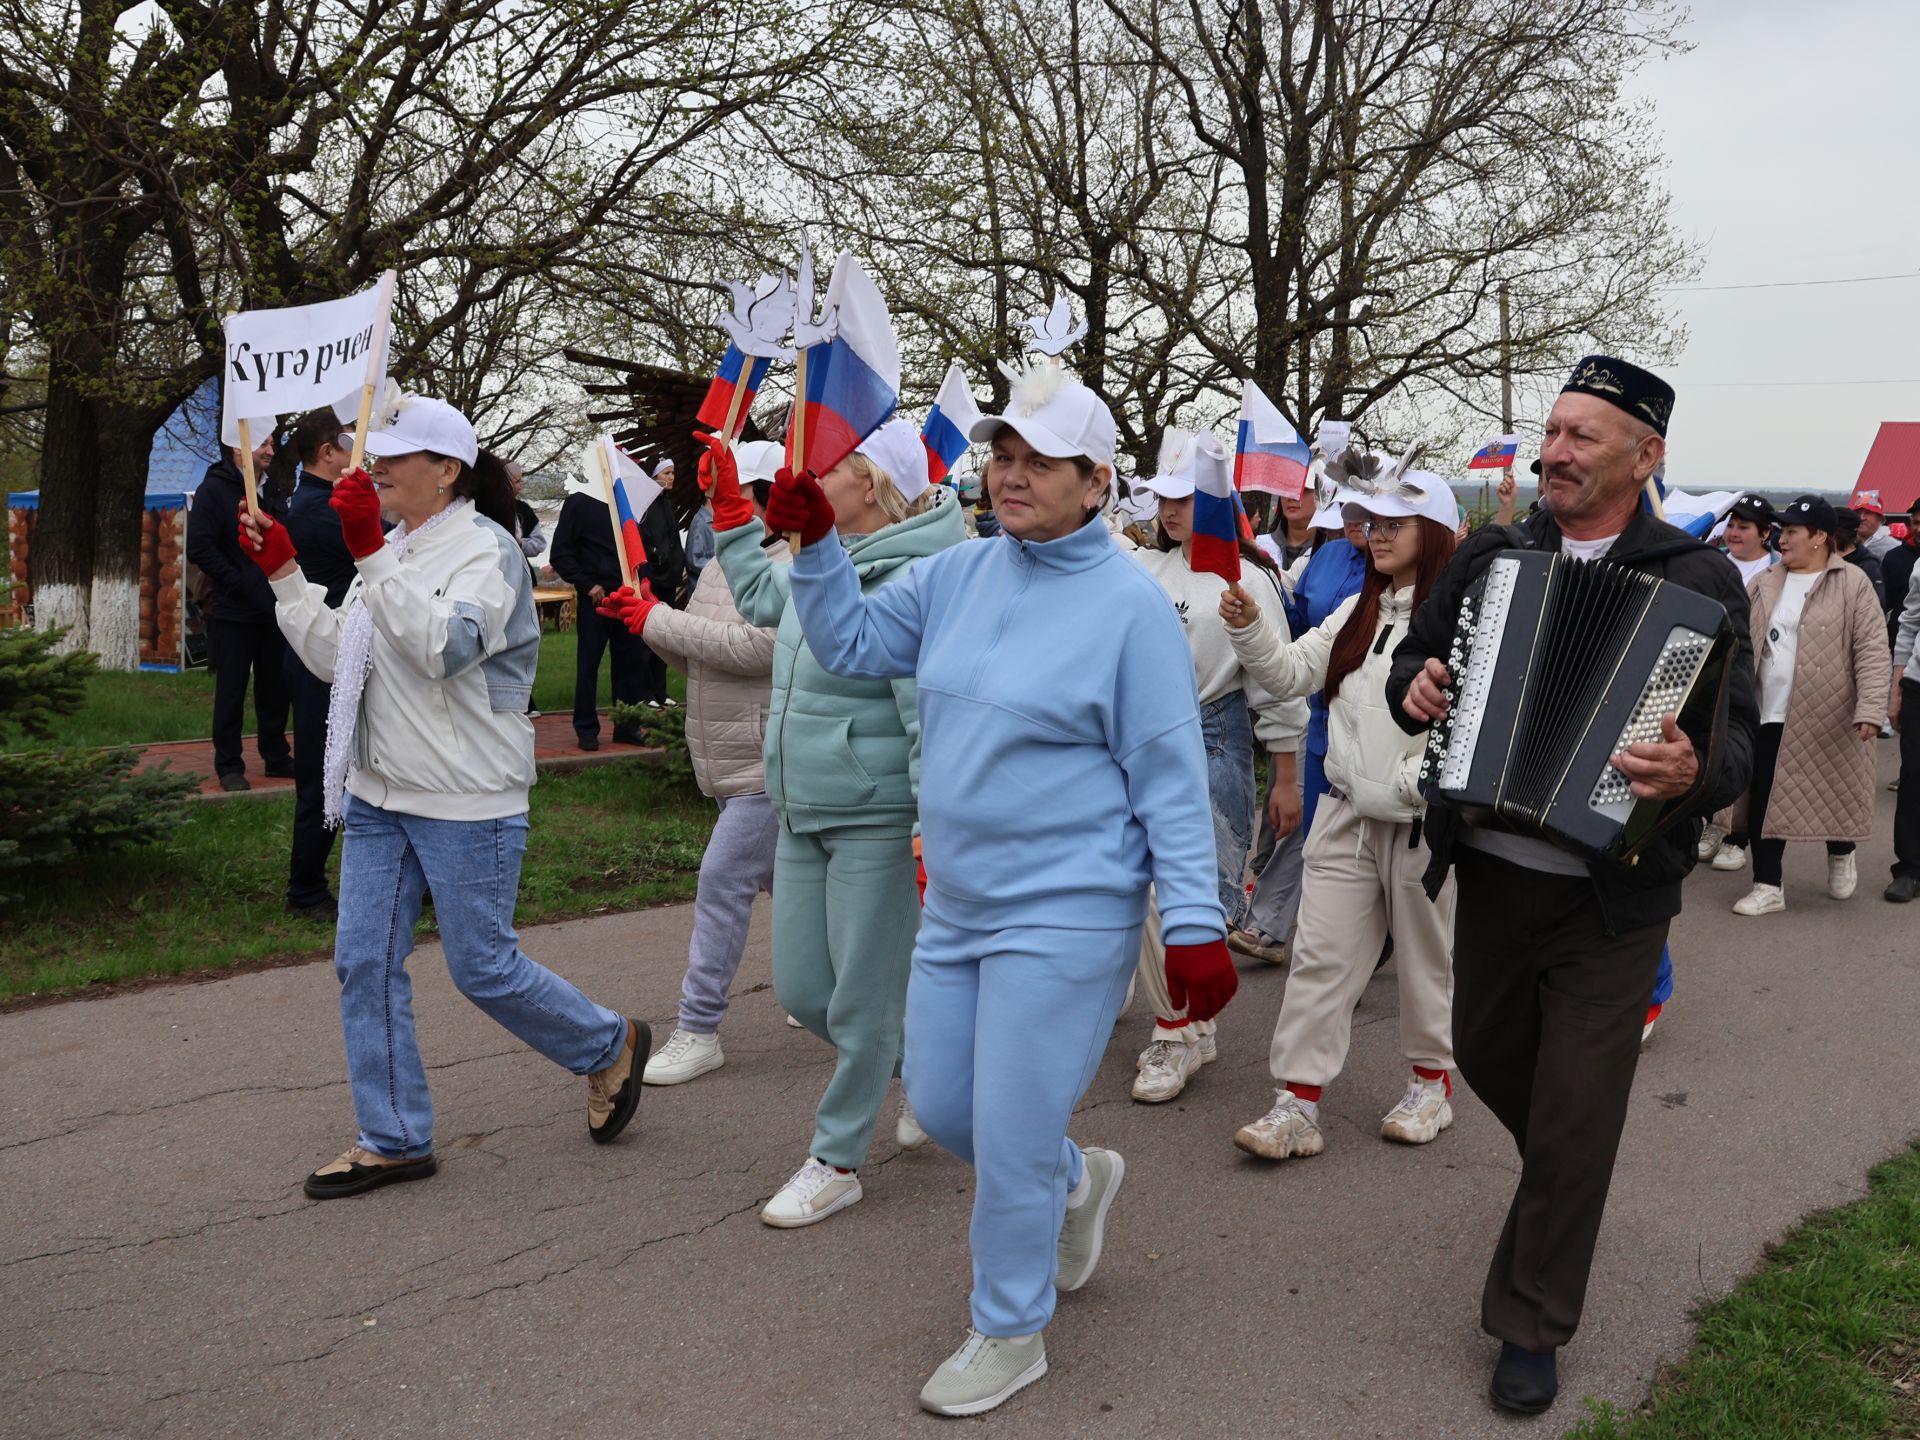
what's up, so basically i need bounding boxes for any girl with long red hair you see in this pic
[1216,470,1461,1162]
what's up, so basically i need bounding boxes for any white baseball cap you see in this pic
[734,440,783,486]
[857,417,931,502]
[968,366,1117,468]
[360,396,479,467]
[1344,470,1458,530]
[1308,485,1366,529]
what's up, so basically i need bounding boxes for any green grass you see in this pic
[1566,1146,1920,1439]
[0,759,715,1001]
[27,629,675,749]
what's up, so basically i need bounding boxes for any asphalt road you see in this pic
[3,746,1913,1439]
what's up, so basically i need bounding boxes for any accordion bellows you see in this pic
[1420,550,1735,863]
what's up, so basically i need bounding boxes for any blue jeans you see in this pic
[335,797,627,1158]
[1201,691,1255,931]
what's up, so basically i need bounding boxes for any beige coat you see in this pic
[640,539,787,799]
[1746,554,1890,839]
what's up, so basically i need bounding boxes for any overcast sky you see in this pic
[1629,0,1919,496]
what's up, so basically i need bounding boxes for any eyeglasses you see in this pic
[1360,519,1409,539]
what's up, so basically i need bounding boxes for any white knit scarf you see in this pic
[322,498,471,827]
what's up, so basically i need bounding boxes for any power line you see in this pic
[1667,271,1920,293]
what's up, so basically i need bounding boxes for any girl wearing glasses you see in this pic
[1215,468,1462,1163]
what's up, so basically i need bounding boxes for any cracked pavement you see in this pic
[4,748,1915,1438]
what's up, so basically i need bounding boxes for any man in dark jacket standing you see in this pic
[549,488,662,748]
[1387,357,1758,1416]
[279,409,359,920]
[185,430,292,791]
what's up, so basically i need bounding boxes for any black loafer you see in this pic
[218,772,252,792]
[588,1018,650,1145]
[1490,1342,1558,1414]
[1887,876,1919,903]
[288,896,340,924]
[577,734,600,752]
[304,1147,438,1200]
[263,761,295,778]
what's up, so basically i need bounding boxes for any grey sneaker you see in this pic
[918,1329,1048,1416]
[1056,1147,1125,1292]
[1233,1089,1326,1160]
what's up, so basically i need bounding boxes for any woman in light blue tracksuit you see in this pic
[766,368,1238,1417]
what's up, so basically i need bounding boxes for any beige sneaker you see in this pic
[1379,1077,1453,1145]
[1710,842,1747,871]
[1695,824,1726,861]
[918,1329,1048,1416]
[1131,1035,1206,1103]
[1233,1089,1325,1160]
[760,1157,862,1228]
[587,1018,647,1144]
[1828,852,1858,900]
[897,1098,930,1151]
[1732,883,1785,916]
[1228,929,1291,965]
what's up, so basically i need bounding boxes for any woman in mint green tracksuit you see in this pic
[713,425,965,1229]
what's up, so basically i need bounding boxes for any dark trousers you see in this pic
[571,590,653,739]
[1453,845,1667,1352]
[284,652,337,905]
[1728,723,1853,885]
[207,618,291,777]
[1895,678,1920,880]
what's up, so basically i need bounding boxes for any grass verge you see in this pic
[1567,1145,1920,1439]
[0,758,713,1003]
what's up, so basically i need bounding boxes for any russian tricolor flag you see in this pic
[1467,433,1520,470]
[600,436,661,580]
[1235,380,1311,498]
[1190,433,1242,583]
[695,345,772,441]
[789,253,900,477]
[921,362,981,487]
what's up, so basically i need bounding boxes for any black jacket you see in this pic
[1845,546,1886,609]
[1385,506,1759,935]
[282,471,357,608]
[185,458,288,625]
[1884,539,1917,645]
[549,490,688,602]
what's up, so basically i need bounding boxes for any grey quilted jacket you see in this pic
[641,538,787,799]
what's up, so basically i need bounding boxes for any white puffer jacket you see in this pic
[1227,585,1427,823]
[271,504,540,821]
[640,538,786,798]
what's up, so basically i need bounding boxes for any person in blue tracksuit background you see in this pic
[767,365,1239,1418]
[1284,495,1372,836]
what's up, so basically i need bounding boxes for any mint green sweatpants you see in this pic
[772,826,922,1170]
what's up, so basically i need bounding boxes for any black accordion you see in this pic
[1419,549,1734,863]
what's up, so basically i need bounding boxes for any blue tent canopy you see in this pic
[9,376,222,511]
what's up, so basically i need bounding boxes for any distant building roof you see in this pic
[1853,422,1920,514]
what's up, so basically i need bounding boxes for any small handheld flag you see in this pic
[695,345,773,443]
[1235,380,1311,498]
[788,252,900,477]
[1467,433,1520,470]
[921,362,982,487]
[597,435,661,589]
[1190,433,1243,584]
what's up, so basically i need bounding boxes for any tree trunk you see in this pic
[88,408,161,670]
[31,370,102,652]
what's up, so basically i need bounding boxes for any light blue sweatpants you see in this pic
[905,903,1142,1338]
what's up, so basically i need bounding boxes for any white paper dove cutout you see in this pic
[791,235,838,350]
[718,272,798,360]
[1023,290,1088,357]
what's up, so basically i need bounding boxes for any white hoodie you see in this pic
[1227,584,1426,822]
[271,505,541,821]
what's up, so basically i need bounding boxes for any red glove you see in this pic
[595,581,659,637]
[913,835,927,905]
[696,431,755,532]
[1165,939,1239,1022]
[330,468,387,559]
[765,466,836,547]
[238,515,297,577]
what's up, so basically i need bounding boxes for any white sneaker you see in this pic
[897,1098,929,1151]
[784,1012,804,1028]
[1710,842,1747,871]
[1733,883,1786,917]
[1695,824,1726,861]
[1233,1089,1325,1160]
[760,1157,862,1228]
[1380,1077,1453,1145]
[1828,852,1858,900]
[918,1329,1048,1416]
[642,1028,724,1086]
[1131,1036,1205,1103]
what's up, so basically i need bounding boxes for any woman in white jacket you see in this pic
[1125,431,1308,1104]
[239,396,645,1200]
[1217,469,1460,1161]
